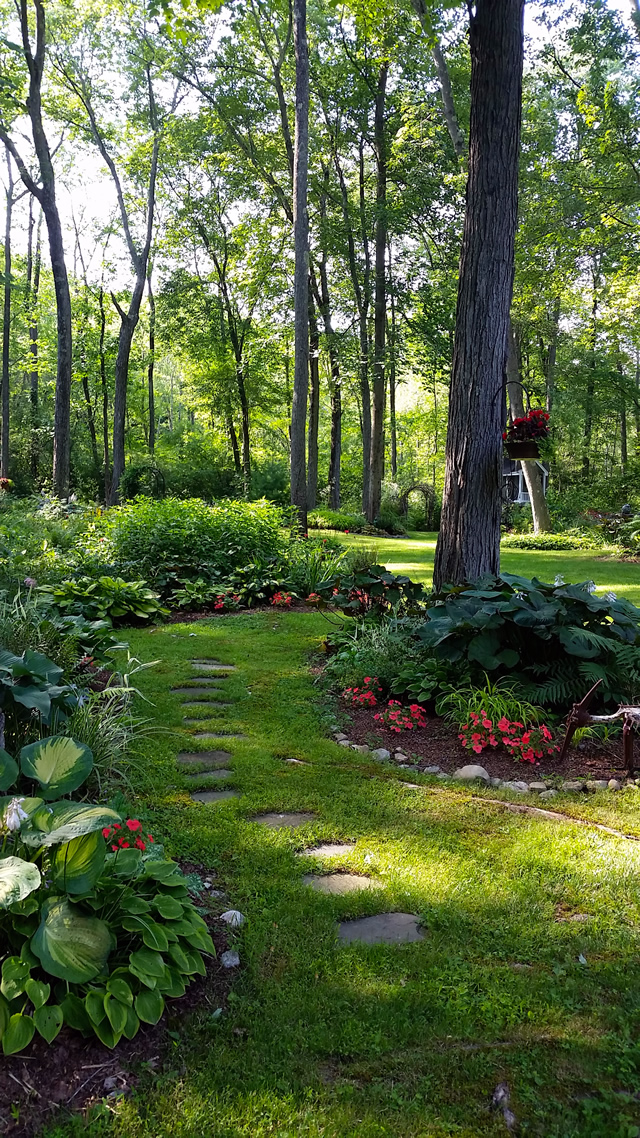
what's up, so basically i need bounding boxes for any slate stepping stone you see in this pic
[249,812,315,829]
[185,769,233,782]
[181,700,233,708]
[191,790,239,804]
[283,757,309,765]
[190,732,246,741]
[183,716,230,726]
[177,751,232,767]
[303,873,379,894]
[191,662,236,672]
[298,843,355,858]
[172,685,225,695]
[337,913,424,945]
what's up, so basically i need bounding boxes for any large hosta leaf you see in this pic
[31,899,113,983]
[20,736,93,800]
[23,802,121,847]
[52,832,106,894]
[0,751,17,792]
[0,857,41,909]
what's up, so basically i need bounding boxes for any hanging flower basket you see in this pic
[505,440,540,460]
[504,409,549,460]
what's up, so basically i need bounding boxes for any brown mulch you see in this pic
[0,869,236,1138]
[341,704,634,782]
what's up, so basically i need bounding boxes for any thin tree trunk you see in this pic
[227,405,241,475]
[1,147,13,479]
[147,270,156,454]
[367,63,388,523]
[388,242,397,480]
[98,286,111,503]
[316,190,342,509]
[433,0,525,589]
[290,0,309,531]
[306,284,320,508]
[582,278,598,481]
[506,326,551,533]
[28,210,42,480]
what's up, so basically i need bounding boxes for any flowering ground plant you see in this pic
[103,818,155,852]
[342,677,383,707]
[459,710,559,762]
[271,592,293,607]
[374,700,427,732]
[503,408,550,443]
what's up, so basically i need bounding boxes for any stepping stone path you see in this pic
[250,812,316,829]
[298,843,355,858]
[182,700,233,708]
[303,873,379,894]
[191,789,239,804]
[191,732,247,742]
[192,661,236,672]
[337,913,425,945]
[185,769,233,782]
[178,751,233,767]
[175,660,244,805]
[172,685,225,695]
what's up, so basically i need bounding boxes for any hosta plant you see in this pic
[0,736,214,1056]
[38,576,167,626]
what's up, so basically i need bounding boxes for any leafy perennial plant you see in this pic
[374,700,428,732]
[459,711,558,762]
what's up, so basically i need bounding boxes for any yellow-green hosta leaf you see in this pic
[20,736,93,800]
[52,831,106,894]
[31,899,114,984]
[0,856,41,909]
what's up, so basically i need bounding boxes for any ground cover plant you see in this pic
[16,611,640,1138]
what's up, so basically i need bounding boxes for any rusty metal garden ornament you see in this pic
[559,679,640,774]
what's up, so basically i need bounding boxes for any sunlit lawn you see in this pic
[325,530,640,606]
[45,612,640,1137]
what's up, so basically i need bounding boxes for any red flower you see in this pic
[126,819,142,832]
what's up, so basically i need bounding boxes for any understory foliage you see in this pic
[0,737,213,1056]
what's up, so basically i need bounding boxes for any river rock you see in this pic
[453,764,490,783]
[608,779,622,790]
[563,780,586,792]
[528,782,548,792]
[423,765,441,775]
[370,748,391,762]
[351,744,370,754]
[539,789,558,800]
[586,780,609,790]
[501,780,529,793]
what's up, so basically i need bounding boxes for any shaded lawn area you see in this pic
[46,613,640,1138]
[327,531,640,606]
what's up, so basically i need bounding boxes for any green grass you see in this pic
[331,530,640,606]
[44,612,640,1138]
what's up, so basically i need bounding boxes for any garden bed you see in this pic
[0,890,232,1138]
[340,704,634,782]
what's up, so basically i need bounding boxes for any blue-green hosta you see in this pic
[0,736,214,1056]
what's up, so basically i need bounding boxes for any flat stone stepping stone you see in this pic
[303,873,379,894]
[191,790,239,804]
[183,716,230,726]
[283,757,309,765]
[177,751,232,766]
[249,812,315,829]
[298,843,355,858]
[337,913,424,945]
[172,685,225,695]
[189,733,246,743]
[181,699,233,708]
[191,662,236,672]
[186,769,233,782]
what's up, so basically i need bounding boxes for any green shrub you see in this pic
[38,577,167,626]
[308,508,373,534]
[316,565,425,619]
[283,539,348,597]
[0,648,78,751]
[420,574,640,707]
[97,497,285,590]
[501,531,605,551]
[0,736,213,1055]
[373,509,407,536]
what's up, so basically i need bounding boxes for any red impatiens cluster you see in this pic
[503,408,550,442]
[342,677,383,707]
[271,592,293,606]
[374,700,427,733]
[213,592,242,611]
[102,819,154,852]
[459,711,559,763]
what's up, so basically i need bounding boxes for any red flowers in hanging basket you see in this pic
[503,408,550,443]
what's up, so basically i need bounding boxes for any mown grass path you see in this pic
[329,531,640,606]
[52,613,640,1138]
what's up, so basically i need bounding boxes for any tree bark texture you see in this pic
[28,209,42,479]
[290,0,310,531]
[306,287,320,509]
[367,63,388,523]
[433,0,525,589]
[2,148,13,479]
[506,326,551,533]
[317,231,342,509]
[147,272,156,454]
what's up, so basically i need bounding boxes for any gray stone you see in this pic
[220,909,245,928]
[528,782,548,792]
[490,777,502,787]
[351,744,370,753]
[298,843,355,858]
[334,732,348,742]
[191,662,236,672]
[397,764,413,769]
[539,789,558,800]
[302,873,379,894]
[172,685,224,695]
[337,912,424,945]
[250,812,316,829]
[185,769,233,782]
[625,779,638,788]
[177,750,232,767]
[453,764,491,783]
[400,782,421,790]
[563,780,586,792]
[394,753,409,763]
[190,732,247,742]
[586,780,609,790]
[501,781,529,793]
[436,772,449,780]
[191,790,239,804]
[423,765,441,775]
[283,757,308,765]
[183,718,228,726]
[370,748,391,762]
[182,700,233,708]
[338,740,352,748]
[608,779,622,790]
[221,950,240,969]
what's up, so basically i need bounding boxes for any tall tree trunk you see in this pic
[1,147,13,479]
[98,286,111,503]
[226,405,241,475]
[147,271,156,454]
[306,284,320,508]
[290,0,309,531]
[367,63,388,523]
[358,140,372,514]
[28,209,42,480]
[433,0,525,589]
[506,326,551,533]
[582,279,598,481]
[1,0,73,496]
[316,195,342,509]
[388,242,397,480]
[236,364,251,496]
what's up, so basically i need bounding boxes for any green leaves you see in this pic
[51,831,106,894]
[2,1013,35,1055]
[0,856,41,909]
[135,988,164,1025]
[0,749,18,791]
[31,899,114,983]
[34,1005,63,1044]
[20,736,93,800]
[26,802,120,846]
